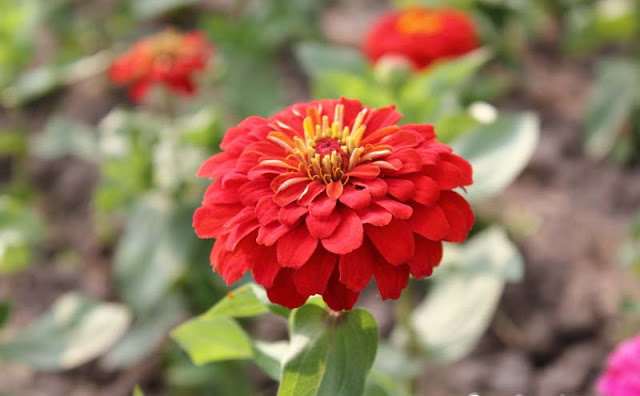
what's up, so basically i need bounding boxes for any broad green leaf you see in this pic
[171,317,253,365]
[202,284,270,319]
[0,293,131,371]
[32,117,98,161]
[278,305,378,396]
[253,340,288,381]
[584,59,639,159]
[295,43,367,78]
[102,295,186,369]
[411,227,523,362]
[132,386,144,396]
[114,196,195,315]
[0,301,10,328]
[452,112,539,202]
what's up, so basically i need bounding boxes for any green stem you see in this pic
[396,281,419,395]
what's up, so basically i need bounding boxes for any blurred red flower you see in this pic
[597,334,640,396]
[194,98,474,310]
[363,8,479,70]
[109,30,212,103]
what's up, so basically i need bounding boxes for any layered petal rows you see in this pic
[194,98,474,310]
[597,334,640,396]
[363,7,479,70]
[109,29,212,102]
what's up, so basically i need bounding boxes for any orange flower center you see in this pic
[396,10,442,35]
[148,29,190,61]
[263,105,393,185]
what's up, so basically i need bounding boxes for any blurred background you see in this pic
[0,0,639,395]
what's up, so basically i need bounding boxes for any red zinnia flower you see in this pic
[194,98,474,311]
[363,8,479,70]
[109,29,212,103]
[597,334,640,396]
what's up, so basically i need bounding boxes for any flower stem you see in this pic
[397,281,419,395]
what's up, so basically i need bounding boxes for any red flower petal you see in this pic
[339,184,372,210]
[352,178,388,197]
[297,181,326,206]
[305,210,342,239]
[323,267,360,311]
[309,193,337,217]
[292,247,337,296]
[373,260,410,300]
[278,203,308,226]
[407,235,442,278]
[257,221,290,246]
[255,196,279,225]
[374,198,413,219]
[410,174,440,206]
[386,178,415,201]
[252,246,280,288]
[321,207,363,255]
[338,241,375,291]
[274,181,309,207]
[409,204,449,240]
[357,204,393,227]
[438,191,474,242]
[347,163,381,178]
[365,220,415,265]
[276,226,318,268]
[193,204,243,238]
[326,181,344,200]
[267,269,308,309]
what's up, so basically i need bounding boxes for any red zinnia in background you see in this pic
[194,98,474,311]
[363,7,479,70]
[109,29,212,103]
[597,334,640,396]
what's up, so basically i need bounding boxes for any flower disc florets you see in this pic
[194,98,474,310]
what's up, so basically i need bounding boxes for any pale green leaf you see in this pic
[584,59,640,159]
[102,295,185,369]
[0,293,131,371]
[32,117,98,161]
[202,284,269,319]
[253,340,288,381]
[411,227,523,362]
[452,112,539,202]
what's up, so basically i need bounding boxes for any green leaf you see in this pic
[295,43,367,78]
[171,317,254,365]
[452,112,539,202]
[132,0,199,19]
[278,305,378,396]
[202,284,270,319]
[0,196,44,274]
[0,293,131,371]
[584,59,640,159]
[0,301,10,329]
[102,295,186,369]
[32,117,98,161]
[411,227,523,362]
[1,50,112,107]
[132,386,144,396]
[253,340,288,381]
[114,196,196,315]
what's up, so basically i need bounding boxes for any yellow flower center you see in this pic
[264,104,393,185]
[396,10,442,35]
